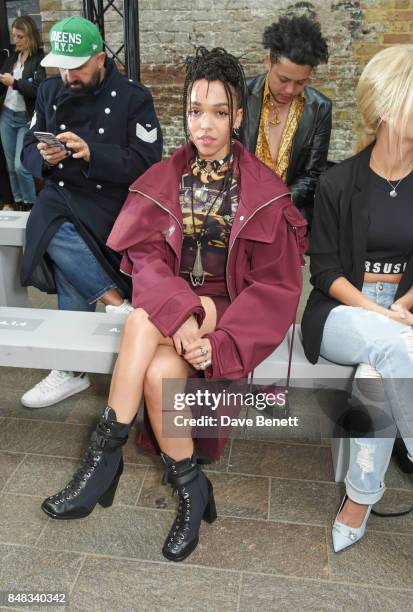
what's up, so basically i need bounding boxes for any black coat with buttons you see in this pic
[20,57,163,296]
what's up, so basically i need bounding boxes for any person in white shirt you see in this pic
[0,16,45,210]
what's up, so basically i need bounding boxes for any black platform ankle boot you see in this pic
[161,453,217,562]
[41,407,131,519]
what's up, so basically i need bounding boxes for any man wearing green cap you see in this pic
[19,17,162,408]
[42,16,104,70]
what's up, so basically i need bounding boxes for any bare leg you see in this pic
[143,297,217,460]
[99,287,126,307]
[144,346,194,459]
[107,298,216,425]
[338,500,369,528]
[107,308,173,423]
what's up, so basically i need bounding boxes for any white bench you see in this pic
[0,307,123,373]
[0,211,30,307]
[0,307,353,481]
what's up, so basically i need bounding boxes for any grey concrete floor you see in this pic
[0,283,412,611]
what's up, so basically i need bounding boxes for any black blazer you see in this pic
[240,74,332,223]
[301,143,413,363]
[0,50,45,119]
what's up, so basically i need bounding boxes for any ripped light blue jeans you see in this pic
[320,281,413,504]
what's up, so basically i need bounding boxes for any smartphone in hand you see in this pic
[34,131,66,149]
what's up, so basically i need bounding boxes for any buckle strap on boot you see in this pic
[161,453,199,488]
[90,414,131,451]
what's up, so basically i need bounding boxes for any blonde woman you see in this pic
[0,16,44,210]
[302,45,413,552]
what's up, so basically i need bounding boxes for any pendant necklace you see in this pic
[371,153,411,198]
[388,179,403,198]
[189,155,232,286]
[189,178,225,287]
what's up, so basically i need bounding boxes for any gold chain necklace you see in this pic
[191,153,233,184]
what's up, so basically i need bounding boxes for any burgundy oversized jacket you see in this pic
[108,140,307,379]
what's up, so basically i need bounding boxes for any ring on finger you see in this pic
[200,346,208,357]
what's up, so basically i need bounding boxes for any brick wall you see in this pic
[39,0,82,47]
[37,0,413,159]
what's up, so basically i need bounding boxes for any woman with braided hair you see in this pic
[41,47,306,561]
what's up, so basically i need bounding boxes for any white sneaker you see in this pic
[21,370,91,408]
[105,300,134,314]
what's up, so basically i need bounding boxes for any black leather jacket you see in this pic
[240,74,332,222]
[0,50,45,119]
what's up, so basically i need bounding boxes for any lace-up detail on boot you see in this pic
[41,408,131,520]
[161,453,217,562]
[49,447,103,506]
[166,488,192,553]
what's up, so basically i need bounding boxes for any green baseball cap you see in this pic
[41,16,104,69]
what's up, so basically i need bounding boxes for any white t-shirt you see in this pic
[4,55,26,112]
